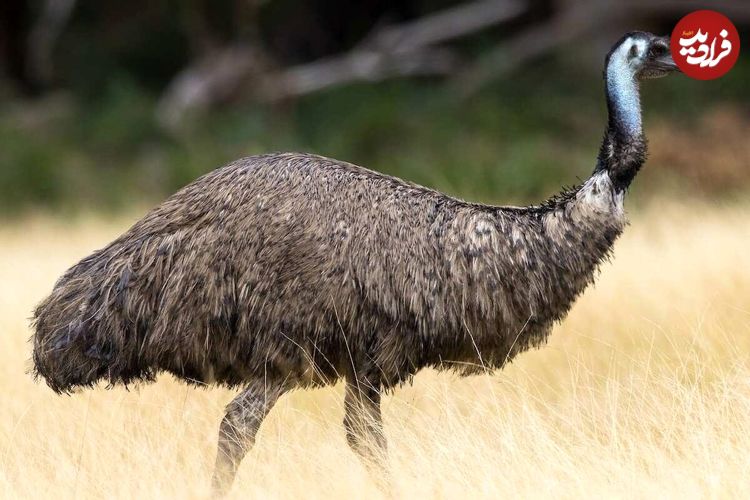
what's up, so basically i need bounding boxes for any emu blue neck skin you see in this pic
[605,44,642,139]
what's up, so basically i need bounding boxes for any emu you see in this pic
[32,32,678,493]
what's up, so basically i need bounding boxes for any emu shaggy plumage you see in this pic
[33,153,623,391]
[31,31,679,494]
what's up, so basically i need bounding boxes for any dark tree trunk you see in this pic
[0,0,39,95]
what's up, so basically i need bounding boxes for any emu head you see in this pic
[607,32,680,80]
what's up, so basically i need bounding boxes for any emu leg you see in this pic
[211,382,285,496]
[343,375,388,474]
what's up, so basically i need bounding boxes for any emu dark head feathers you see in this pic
[607,32,679,80]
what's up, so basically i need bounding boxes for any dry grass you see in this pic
[2,201,750,499]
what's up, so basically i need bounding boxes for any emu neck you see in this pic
[597,55,647,191]
[606,58,642,137]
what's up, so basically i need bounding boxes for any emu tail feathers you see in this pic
[31,243,161,392]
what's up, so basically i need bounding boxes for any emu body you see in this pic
[31,32,679,494]
[34,154,623,389]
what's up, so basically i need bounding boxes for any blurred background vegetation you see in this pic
[0,0,748,216]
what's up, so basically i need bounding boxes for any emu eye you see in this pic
[648,44,667,58]
[628,44,640,59]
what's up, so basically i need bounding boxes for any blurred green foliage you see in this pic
[1,55,748,215]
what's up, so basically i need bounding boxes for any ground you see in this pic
[1,200,750,498]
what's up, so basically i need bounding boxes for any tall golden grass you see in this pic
[2,201,750,499]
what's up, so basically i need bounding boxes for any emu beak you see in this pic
[652,36,681,73]
[655,52,680,73]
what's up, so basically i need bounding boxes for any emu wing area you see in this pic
[56,153,470,387]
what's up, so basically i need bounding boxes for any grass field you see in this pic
[2,200,750,499]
